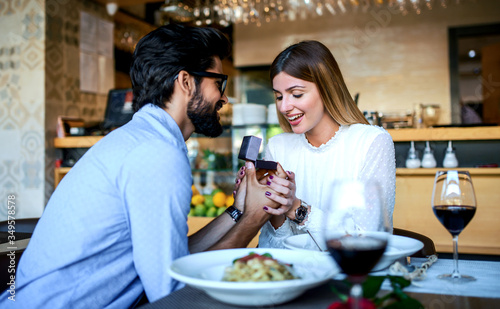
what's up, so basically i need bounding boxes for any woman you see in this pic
[238,40,396,249]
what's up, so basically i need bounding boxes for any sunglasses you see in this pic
[189,71,228,96]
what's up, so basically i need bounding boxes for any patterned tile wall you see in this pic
[0,0,111,221]
[0,0,46,220]
[45,0,109,204]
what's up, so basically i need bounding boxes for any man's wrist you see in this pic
[225,205,243,222]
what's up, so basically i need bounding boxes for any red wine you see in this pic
[433,205,476,236]
[326,236,387,277]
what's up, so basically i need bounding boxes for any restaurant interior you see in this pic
[1,0,500,307]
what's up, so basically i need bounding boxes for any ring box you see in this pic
[238,136,277,170]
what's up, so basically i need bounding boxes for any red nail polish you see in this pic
[265,191,271,196]
[266,181,271,186]
[263,206,268,210]
[269,175,274,179]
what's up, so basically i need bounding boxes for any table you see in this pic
[380,258,500,298]
[140,257,500,309]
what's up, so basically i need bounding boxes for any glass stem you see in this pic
[452,235,460,279]
[350,283,362,309]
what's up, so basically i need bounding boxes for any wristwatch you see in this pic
[225,206,243,222]
[292,200,309,224]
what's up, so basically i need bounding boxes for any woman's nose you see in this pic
[279,97,292,114]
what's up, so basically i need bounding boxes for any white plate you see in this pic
[168,248,339,306]
[283,234,424,271]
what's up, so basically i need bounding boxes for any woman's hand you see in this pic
[240,161,285,224]
[233,162,293,222]
[233,165,276,197]
[233,166,246,200]
[262,170,297,216]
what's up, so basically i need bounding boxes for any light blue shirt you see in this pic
[1,104,192,308]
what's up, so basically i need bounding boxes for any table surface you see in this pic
[376,257,500,299]
[140,257,500,309]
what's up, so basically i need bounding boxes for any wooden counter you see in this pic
[386,126,500,141]
[54,136,104,148]
[53,127,500,147]
[394,168,500,255]
[388,127,500,255]
[187,217,260,248]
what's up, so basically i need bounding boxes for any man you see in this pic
[3,25,277,308]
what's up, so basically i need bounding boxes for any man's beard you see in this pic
[187,88,223,138]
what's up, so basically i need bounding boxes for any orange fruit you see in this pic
[225,194,234,207]
[212,191,227,208]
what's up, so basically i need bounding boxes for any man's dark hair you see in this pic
[130,24,231,112]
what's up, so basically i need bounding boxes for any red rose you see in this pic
[327,298,376,309]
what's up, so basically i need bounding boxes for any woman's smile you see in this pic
[287,113,304,125]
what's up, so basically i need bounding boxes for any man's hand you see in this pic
[239,161,282,225]
[192,161,284,252]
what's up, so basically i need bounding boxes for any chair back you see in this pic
[0,218,39,293]
[0,217,39,233]
[393,227,437,257]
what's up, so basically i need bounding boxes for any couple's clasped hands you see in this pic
[233,161,298,227]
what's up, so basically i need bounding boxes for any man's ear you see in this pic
[176,70,195,96]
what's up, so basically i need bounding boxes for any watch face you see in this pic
[296,205,307,220]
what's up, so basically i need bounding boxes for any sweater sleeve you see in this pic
[258,219,295,249]
[257,137,297,248]
[358,131,396,230]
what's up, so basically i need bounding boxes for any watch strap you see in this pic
[225,206,243,222]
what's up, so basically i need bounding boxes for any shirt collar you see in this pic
[138,103,188,153]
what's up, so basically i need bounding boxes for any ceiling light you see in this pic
[106,2,118,16]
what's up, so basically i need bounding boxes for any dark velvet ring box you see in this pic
[238,136,277,170]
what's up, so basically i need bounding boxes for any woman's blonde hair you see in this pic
[270,40,368,132]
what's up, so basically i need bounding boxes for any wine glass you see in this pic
[323,180,390,309]
[432,170,477,282]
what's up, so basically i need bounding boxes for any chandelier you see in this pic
[159,0,462,27]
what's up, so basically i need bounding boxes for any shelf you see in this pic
[55,167,72,173]
[387,126,500,142]
[396,168,500,176]
[54,167,72,188]
[54,136,104,148]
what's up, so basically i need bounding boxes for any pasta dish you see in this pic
[222,252,299,282]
